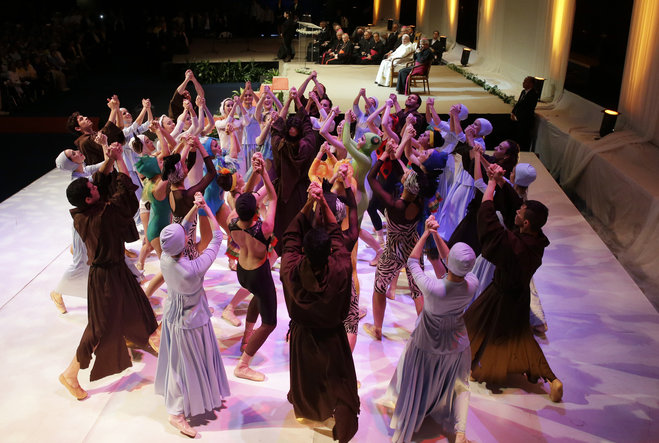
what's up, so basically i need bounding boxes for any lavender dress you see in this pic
[385,257,478,442]
[155,229,230,417]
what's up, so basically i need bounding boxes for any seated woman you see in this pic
[384,215,477,443]
[155,193,230,438]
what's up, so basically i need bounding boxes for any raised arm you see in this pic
[367,150,397,208]
[265,85,283,110]
[254,87,267,123]
[189,71,205,99]
[366,104,386,135]
[389,93,402,114]
[381,99,400,143]
[256,110,276,146]
[342,110,370,167]
[255,154,277,237]
[94,133,115,175]
[279,88,295,119]
[186,138,217,194]
[177,70,193,95]
[297,71,315,97]
[319,107,346,158]
[107,94,121,129]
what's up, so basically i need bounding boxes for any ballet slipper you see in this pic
[148,325,161,354]
[169,414,197,438]
[369,248,383,267]
[124,248,138,259]
[59,374,87,400]
[358,306,367,320]
[363,323,382,341]
[455,431,468,443]
[549,378,563,402]
[50,291,67,314]
[533,323,548,336]
[222,305,241,327]
[234,353,265,382]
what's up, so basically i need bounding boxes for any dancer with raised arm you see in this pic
[59,142,158,400]
[155,193,230,438]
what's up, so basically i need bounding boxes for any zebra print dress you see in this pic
[373,209,422,299]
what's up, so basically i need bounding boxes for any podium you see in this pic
[297,21,322,67]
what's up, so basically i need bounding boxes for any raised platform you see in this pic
[175,37,512,115]
[535,91,659,309]
[1,153,657,442]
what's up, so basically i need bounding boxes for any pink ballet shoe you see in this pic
[50,291,67,314]
[222,305,242,327]
[363,323,382,341]
[169,414,197,438]
[549,378,563,402]
[59,374,87,400]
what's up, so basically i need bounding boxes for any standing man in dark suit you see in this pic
[280,10,297,62]
[385,23,400,52]
[429,30,443,65]
[511,76,539,151]
[396,38,432,95]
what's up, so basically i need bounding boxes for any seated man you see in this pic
[396,38,432,95]
[320,29,344,64]
[325,32,354,64]
[361,31,386,64]
[374,33,415,87]
[280,182,360,443]
[353,29,374,63]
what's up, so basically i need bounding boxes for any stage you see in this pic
[174,37,513,115]
[1,152,658,442]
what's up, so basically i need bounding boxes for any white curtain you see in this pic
[618,0,659,146]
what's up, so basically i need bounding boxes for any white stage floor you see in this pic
[1,153,658,442]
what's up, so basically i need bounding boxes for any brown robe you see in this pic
[465,200,556,384]
[280,212,359,442]
[74,122,122,165]
[271,107,317,254]
[72,171,157,381]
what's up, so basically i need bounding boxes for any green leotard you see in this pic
[343,127,381,225]
[144,179,172,242]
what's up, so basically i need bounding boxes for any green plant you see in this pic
[447,64,517,104]
[187,61,280,84]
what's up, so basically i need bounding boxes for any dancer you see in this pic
[228,153,278,381]
[155,193,230,438]
[385,216,477,443]
[164,135,217,260]
[50,148,104,313]
[59,142,158,400]
[280,182,360,443]
[270,87,316,255]
[363,145,436,340]
[465,164,563,402]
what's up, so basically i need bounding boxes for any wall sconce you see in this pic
[461,48,471,66]
[599,109,619,137]
[533,77,545,98]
